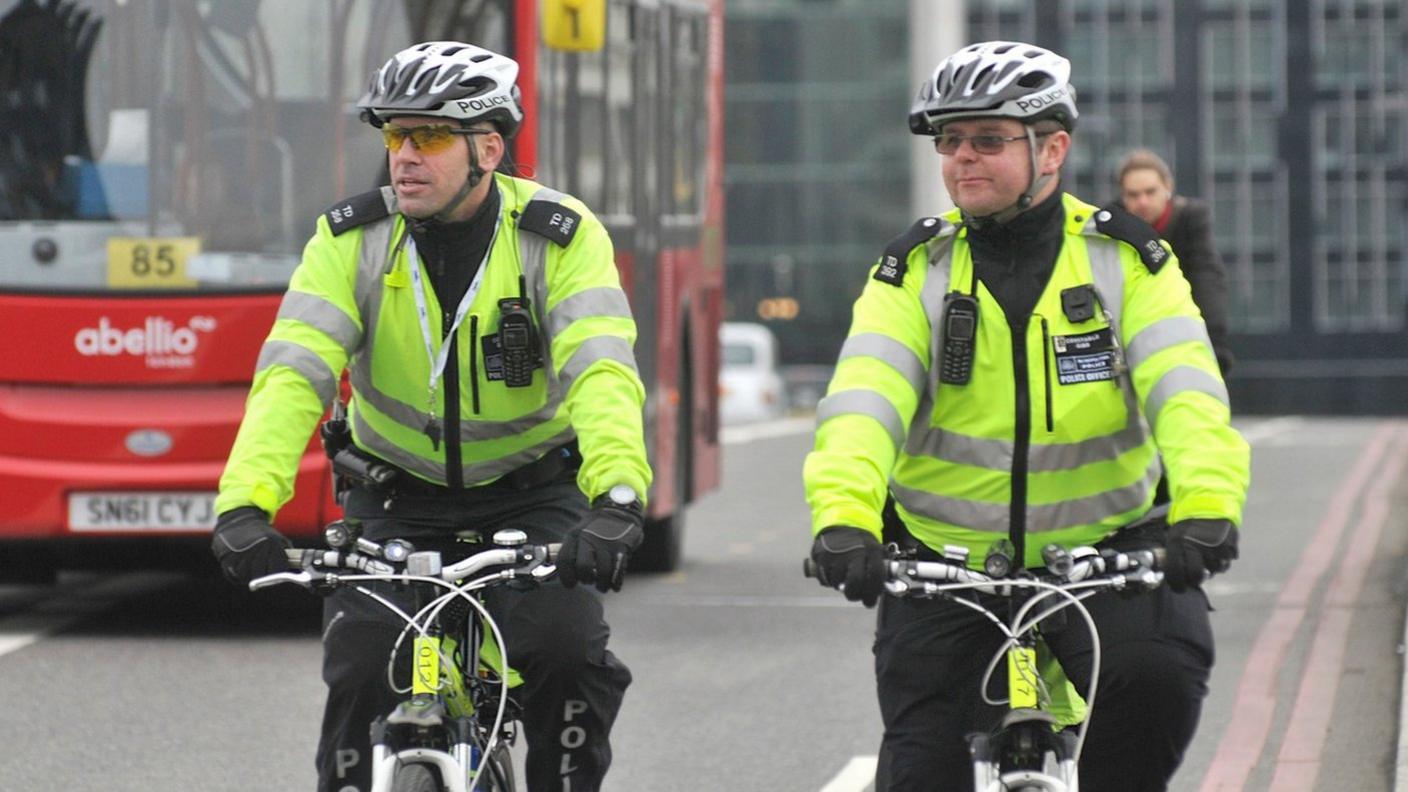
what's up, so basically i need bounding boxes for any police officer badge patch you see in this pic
[1052,328,1118,384]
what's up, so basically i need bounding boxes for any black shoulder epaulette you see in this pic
[323,188,392,236]
[1094,203,1170,274]
[518,197,582,247]
[873,217,949,286]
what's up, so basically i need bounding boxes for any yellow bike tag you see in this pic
[1008,644,1040,710]
[106,237,201,288]
[413,635,441,695]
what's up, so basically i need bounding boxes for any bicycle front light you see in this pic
[983,539,1016,578]
[1041,544,1073,578]
[324,520,355,549]
[383,539,414,563]
[493,528,528,547]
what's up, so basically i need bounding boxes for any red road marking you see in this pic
[1265,427,1408,789]
[1199,424,1399,791]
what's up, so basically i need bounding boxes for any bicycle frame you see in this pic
[254,529,557,792]
[809,541,1162,792]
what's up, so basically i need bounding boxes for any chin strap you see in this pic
[427,132,487,224]
[966,125,1055,228]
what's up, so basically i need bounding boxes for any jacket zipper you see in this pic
[442,308,463,489]
[1039,316,1054,433]
[1010,317,1030,569]
[469,315,482,415]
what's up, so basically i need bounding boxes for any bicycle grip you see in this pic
[802,558,819,579]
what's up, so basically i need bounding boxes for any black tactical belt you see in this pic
[356,441,582,497]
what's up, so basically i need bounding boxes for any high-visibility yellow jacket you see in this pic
[804,193,1249,568]
[217,173,652,518]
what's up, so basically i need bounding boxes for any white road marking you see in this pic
[1238,415,1304,445]
[721,415,815,445]
[820,755,877,792]
[1397,605,1408,791]
[0,573,178,659]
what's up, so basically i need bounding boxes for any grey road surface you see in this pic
[0,416,1404,791]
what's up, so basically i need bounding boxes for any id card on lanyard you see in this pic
[404,215,501,450]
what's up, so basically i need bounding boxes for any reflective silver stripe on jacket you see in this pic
[519,187,565,381]
[904,414,1148,473]
[837,333,926,400]
[352,407,576,484]
[546,286,634,338]
[352,210,401,371]
[892,454,1161,533]
[1143,366,1230,434]
[918,235,959,390]
[817,389,906,450]
[559,335,639,389]
[1083,225,1126,333]
[256,340,337,408]
[276,291,360,353]
[350,362,567,441]
[1125,315,1214,372]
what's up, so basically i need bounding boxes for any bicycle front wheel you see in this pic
[390,761,441,792]
[478,743,515,791]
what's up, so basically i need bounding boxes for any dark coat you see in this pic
[1160,196,1233,375]
[1108,195,1234,375]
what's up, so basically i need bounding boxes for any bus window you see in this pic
[667,7,707,218]
[0,0,409,293]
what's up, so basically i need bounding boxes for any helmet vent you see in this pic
[442,45,466,56]
[471,53,492,63]
[1017,72,1050,89]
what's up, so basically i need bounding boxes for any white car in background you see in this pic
[719,322,786,424]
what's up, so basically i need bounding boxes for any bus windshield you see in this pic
[0,0,409,293]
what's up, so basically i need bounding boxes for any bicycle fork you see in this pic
[969,635,1080,792]
[367,631,490,792]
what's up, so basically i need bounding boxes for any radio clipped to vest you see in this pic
[497,275,538,388]
[939,291,979,385]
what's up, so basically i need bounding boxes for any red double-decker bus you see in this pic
[0,0,722,580]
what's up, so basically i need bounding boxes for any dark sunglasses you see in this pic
[933,131,1051,156]
[381,123,492,154]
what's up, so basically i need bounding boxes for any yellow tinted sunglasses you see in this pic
[381,124,490,154]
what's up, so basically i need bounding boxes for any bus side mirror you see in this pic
[542,0,605,52]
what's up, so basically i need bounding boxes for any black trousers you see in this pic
[873,580,1214,792]
[315,477,631,792]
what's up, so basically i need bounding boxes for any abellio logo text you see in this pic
[74,316,218,368]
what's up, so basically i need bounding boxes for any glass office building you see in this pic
[966,0,1407,411]
[724,0,1406,411]
[724,0,912,365]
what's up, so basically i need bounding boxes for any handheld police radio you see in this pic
[498,275,537,388]
[939,291,979,385]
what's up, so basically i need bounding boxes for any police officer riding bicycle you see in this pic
[804,41,1250,792]
[211,41,651,792]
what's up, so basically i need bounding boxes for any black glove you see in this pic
[1162,518,1238,593]
[810,526,886,607]
[211,506,292,585]
[559,498,644,592]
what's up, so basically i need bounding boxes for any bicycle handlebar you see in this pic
[248,541,562,592]
[803,542,1166,597]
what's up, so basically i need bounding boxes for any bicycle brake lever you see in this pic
[249,570,316,591]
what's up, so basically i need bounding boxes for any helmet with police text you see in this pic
[908,41,1078,136]
[358,42,523,137]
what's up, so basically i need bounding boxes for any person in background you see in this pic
[1115,149,1234,375]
